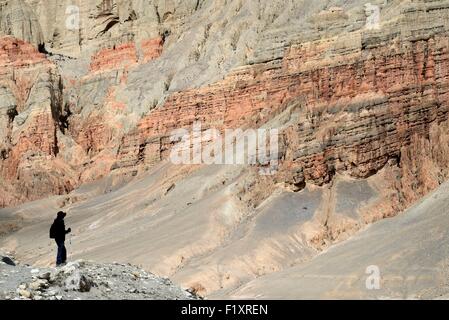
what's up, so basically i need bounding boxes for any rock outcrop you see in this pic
[0,258,198,300]
[0,36,79,207]
[113,0,449,219]
[0,0,44,48]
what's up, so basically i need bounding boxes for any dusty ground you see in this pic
[1,157,440,299]
[225,181,449,300]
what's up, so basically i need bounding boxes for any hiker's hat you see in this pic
[57,211,67,218]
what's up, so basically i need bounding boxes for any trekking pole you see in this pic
[68,233,72,262]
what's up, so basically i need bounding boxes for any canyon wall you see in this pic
[0,36,78,207]
[2,0,449,297]
[1,0,449,217]
[114,0,449,221]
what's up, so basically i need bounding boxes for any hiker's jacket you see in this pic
[52,217,69,241]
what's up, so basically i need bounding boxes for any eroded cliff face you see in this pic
[1,1,449,289]
[0,0,44,48]
[113,0,449,223]
[0,36,79,207]
[0,0,449,209]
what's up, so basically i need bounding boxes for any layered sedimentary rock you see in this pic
[0,0,44,48]
[0,0,198,58]
[0,36,77,207]
[1,0,449,219]
[115,0,449,210]
[89,36,163,73]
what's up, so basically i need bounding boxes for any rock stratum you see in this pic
[1,0,449,299]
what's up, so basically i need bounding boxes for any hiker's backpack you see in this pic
[49,221,56,239]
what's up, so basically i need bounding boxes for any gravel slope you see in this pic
[0,257,198,300]
[225,182,449,300]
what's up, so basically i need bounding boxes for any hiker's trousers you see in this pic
[55,240,67,266]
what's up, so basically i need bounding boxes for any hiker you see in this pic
[49,211,72,266]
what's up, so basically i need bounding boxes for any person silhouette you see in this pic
[50,211,72,266]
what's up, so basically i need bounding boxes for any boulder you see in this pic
[1,255,16,266]
[29,279,49,291]
[64,271,94,292]
[18,289,32,299]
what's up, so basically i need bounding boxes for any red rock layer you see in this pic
[89,42,138,73]
[0,36,48,69]
[89,37,164,73]
[141,37,164,63]
[0,37,76,207]
[115,31,449,195]
[281,36,449,186]
[0,37,50,111]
